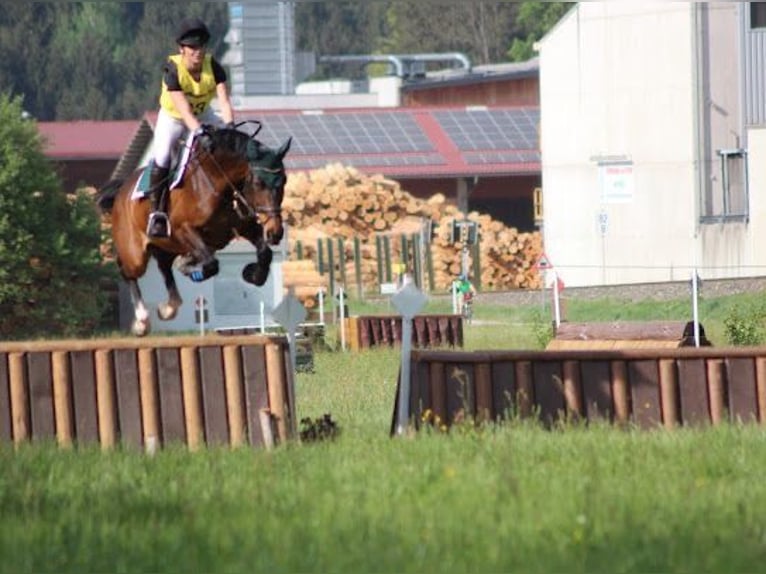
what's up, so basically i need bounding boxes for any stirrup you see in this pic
[147,212,171,238]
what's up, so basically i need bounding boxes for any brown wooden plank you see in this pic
[199,346,229,445]
[453,316,464,347]
[628,360,662,429]
[359,318,371,349]
[580,360,612,421]
[414,317,427,348]
[554,321,689,341]
[430,362,447,425]
[491,361,516,421]
[562,360,583,420]
[727,357,758,424]
[410,357,431,428]
[756,357,766,424]
[445,362,475,425]
[676,358,709,426]
[70,350,99,444]
[475,363,492,422]
[27,352,55,441]
[393,318,403,345]
[658,359,679,428]
[532,360,565,426]
[241,344,268,447]
[156,348,186,444]
[0,353,11,442]
[515,361,534,417]
[426,317,439,348]
[707,359,727,425]
[434,317,445,346]
[371,318,383,347]
[113,349,143,447]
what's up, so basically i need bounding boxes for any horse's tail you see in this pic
[96,179,123,213]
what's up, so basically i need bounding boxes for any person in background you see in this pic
[453,273,477,315]
[147,16,235,239]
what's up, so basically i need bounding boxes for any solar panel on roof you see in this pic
[433,109,540,151]
[257,112,436,156]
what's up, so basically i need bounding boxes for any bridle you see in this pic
[189,135,284,224]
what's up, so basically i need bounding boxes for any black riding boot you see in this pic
[146,164,171,238]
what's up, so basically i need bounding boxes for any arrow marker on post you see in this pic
[391,282,428,435]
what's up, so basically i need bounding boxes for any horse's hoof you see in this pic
[157,302,178,321]
[242,263,269,286]
[132,319,150,337]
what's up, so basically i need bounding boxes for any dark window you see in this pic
[751,3,766,29]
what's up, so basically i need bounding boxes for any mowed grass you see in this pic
[3,293,766,572]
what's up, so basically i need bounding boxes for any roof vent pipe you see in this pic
[320,52,472,78]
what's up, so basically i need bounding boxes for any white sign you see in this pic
[380,282,398,295]
[598,210,609,235]
[599,161,633,203]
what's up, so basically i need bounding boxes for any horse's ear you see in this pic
[277,137,292,159]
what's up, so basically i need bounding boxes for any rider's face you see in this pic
[180,44,206,70]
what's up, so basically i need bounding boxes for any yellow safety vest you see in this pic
[159,54,217,118]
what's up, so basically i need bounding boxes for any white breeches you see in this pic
[152,107,224,168]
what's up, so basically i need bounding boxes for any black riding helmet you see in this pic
[176,17,210,47]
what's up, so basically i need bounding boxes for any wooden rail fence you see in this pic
[345,314,463,351]
[0,335,294,450]
[394,346,766,432]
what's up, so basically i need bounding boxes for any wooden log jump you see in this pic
[393,346,766,432]
[546,320,711,350]
[345,314,463,351]
[0,335,295,450]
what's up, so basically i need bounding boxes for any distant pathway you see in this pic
[470,276,766,306]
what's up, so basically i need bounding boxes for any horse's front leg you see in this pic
[152,249,183,320]
[239,225,273,287]
[126,277,151,336]
[172,227,220,282]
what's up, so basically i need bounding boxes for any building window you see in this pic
[751,3,766,29]
[703,149,749,222]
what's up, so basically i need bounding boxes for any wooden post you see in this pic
[180,347,204,450]
[659,359,679,428]
[138,348,160,451]
[52,351,73,447]
[9,352,28,444]
[563,360,583,419]
[95,349,116,449]
[223,345,245,448]
[707,359,726,425]
[611,361,630,425]
[756,357,766,425]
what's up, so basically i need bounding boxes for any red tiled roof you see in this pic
[37,120,141,160]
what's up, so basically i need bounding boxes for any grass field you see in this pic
[2,290,766,573]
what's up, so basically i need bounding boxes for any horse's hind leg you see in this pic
[153,249,183,320]
[126,278,151,337]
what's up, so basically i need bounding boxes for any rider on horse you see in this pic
[147,16,235,239]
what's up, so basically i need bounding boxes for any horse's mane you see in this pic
[211,128,283,168]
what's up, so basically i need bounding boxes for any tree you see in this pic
[507,2,573,62]
[0,93,114,339]
[381,2,519,66]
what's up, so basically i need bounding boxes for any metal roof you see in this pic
[40,106,541,182]
[37,120,140,161]
[248,105,540,179]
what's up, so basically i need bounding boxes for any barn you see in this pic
[539,2,766,287]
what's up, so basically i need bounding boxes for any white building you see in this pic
[539,2,766,287]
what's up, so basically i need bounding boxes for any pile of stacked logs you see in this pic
[282,163,543,299]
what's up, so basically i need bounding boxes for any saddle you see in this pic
[130,135,195,200]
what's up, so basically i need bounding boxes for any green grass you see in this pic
[4,290,766,572]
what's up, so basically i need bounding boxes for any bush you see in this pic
[723,303,766,346]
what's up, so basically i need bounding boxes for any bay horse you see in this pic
[97,123,291,336]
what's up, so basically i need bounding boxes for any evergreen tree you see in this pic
[507,2,573,62]
[0,94,113,338]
